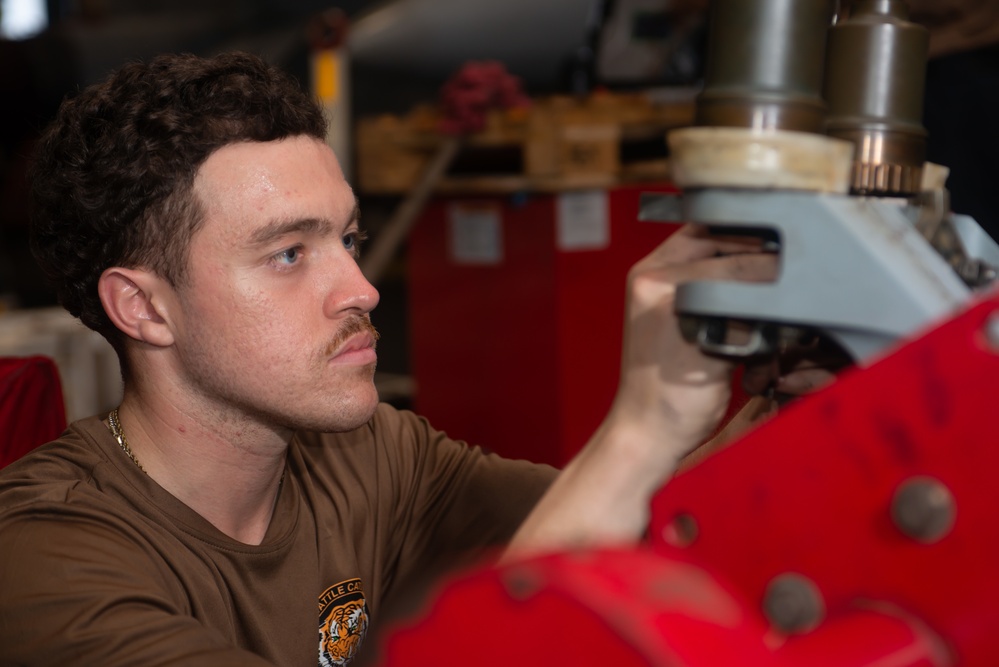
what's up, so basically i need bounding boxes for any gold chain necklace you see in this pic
[107,408,147,474]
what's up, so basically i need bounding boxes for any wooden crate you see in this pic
[355,91,696,194]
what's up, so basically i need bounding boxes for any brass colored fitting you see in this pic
[824,0,930,195]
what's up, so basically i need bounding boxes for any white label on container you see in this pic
[557,190,609,251]
[448,203,503,265]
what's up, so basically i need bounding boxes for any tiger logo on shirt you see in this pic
[318,578,369,667]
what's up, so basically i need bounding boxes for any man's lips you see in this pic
[329,332,377,363]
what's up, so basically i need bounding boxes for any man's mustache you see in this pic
[322,316,380,358]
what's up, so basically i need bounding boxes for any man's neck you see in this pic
[113,393,290,545]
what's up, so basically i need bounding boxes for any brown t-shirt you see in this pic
[0,403,556,666]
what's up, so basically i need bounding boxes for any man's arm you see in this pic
[505,225,779,558]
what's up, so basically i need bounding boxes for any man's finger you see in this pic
[742,357,779,396]
[642,224,777,266]
[678,252,780,284]
[777,367,837,395]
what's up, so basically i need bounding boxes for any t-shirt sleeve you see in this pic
[0,512,273,667]
[369,405,557,618]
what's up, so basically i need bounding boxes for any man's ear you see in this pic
[98,267,176,348]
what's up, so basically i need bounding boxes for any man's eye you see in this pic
[343,231,367,252]
[274,246,301,265]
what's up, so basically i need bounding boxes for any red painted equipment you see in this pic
[0,355,66,469]
[380,289,999,665]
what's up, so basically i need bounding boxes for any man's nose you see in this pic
[324,255,380,318]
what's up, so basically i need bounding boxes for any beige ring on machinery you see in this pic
[667,126,856,195]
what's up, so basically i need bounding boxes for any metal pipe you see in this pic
[824,0,929,195]
[695,0,837,133]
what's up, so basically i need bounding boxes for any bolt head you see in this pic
[763,573,825,634]
[661,512,699,548]
[891,476,956,544]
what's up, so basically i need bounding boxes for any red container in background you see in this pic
[407,183,683,467]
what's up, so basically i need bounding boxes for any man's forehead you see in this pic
[190,137,356,243]
[194,137,340,194]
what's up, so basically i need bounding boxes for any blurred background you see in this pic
[0,0,709,309]
[0,0,712,462]
[2,0,996,466]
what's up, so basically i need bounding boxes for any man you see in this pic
[0,51,777,665]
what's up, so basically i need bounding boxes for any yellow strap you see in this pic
[313,50,339,102]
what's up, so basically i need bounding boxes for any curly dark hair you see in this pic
[29,51,327,361]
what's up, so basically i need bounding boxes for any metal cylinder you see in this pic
[824,0,929,195]
[695,0,836,132]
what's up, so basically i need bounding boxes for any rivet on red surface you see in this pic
[891,476,956,544]
[763,572,826,634]
[661,512,699,548]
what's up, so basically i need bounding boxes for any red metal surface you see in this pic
[382,285,999,666]
[772,608,948,666]
[379,548,776,667]
[651,290,999,665]
[379,547,940,666]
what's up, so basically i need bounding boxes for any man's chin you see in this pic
[336,399,380,432]
[276,379,380,434]
[323,382,380,433]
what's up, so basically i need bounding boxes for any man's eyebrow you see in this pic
[247,203,360,248]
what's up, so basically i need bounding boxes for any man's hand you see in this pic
[681,324,851,472]
[607,224,780,460]
[741,337,848,400]
[505,224,778,559]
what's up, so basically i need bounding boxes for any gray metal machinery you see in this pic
[640,0,999,366]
